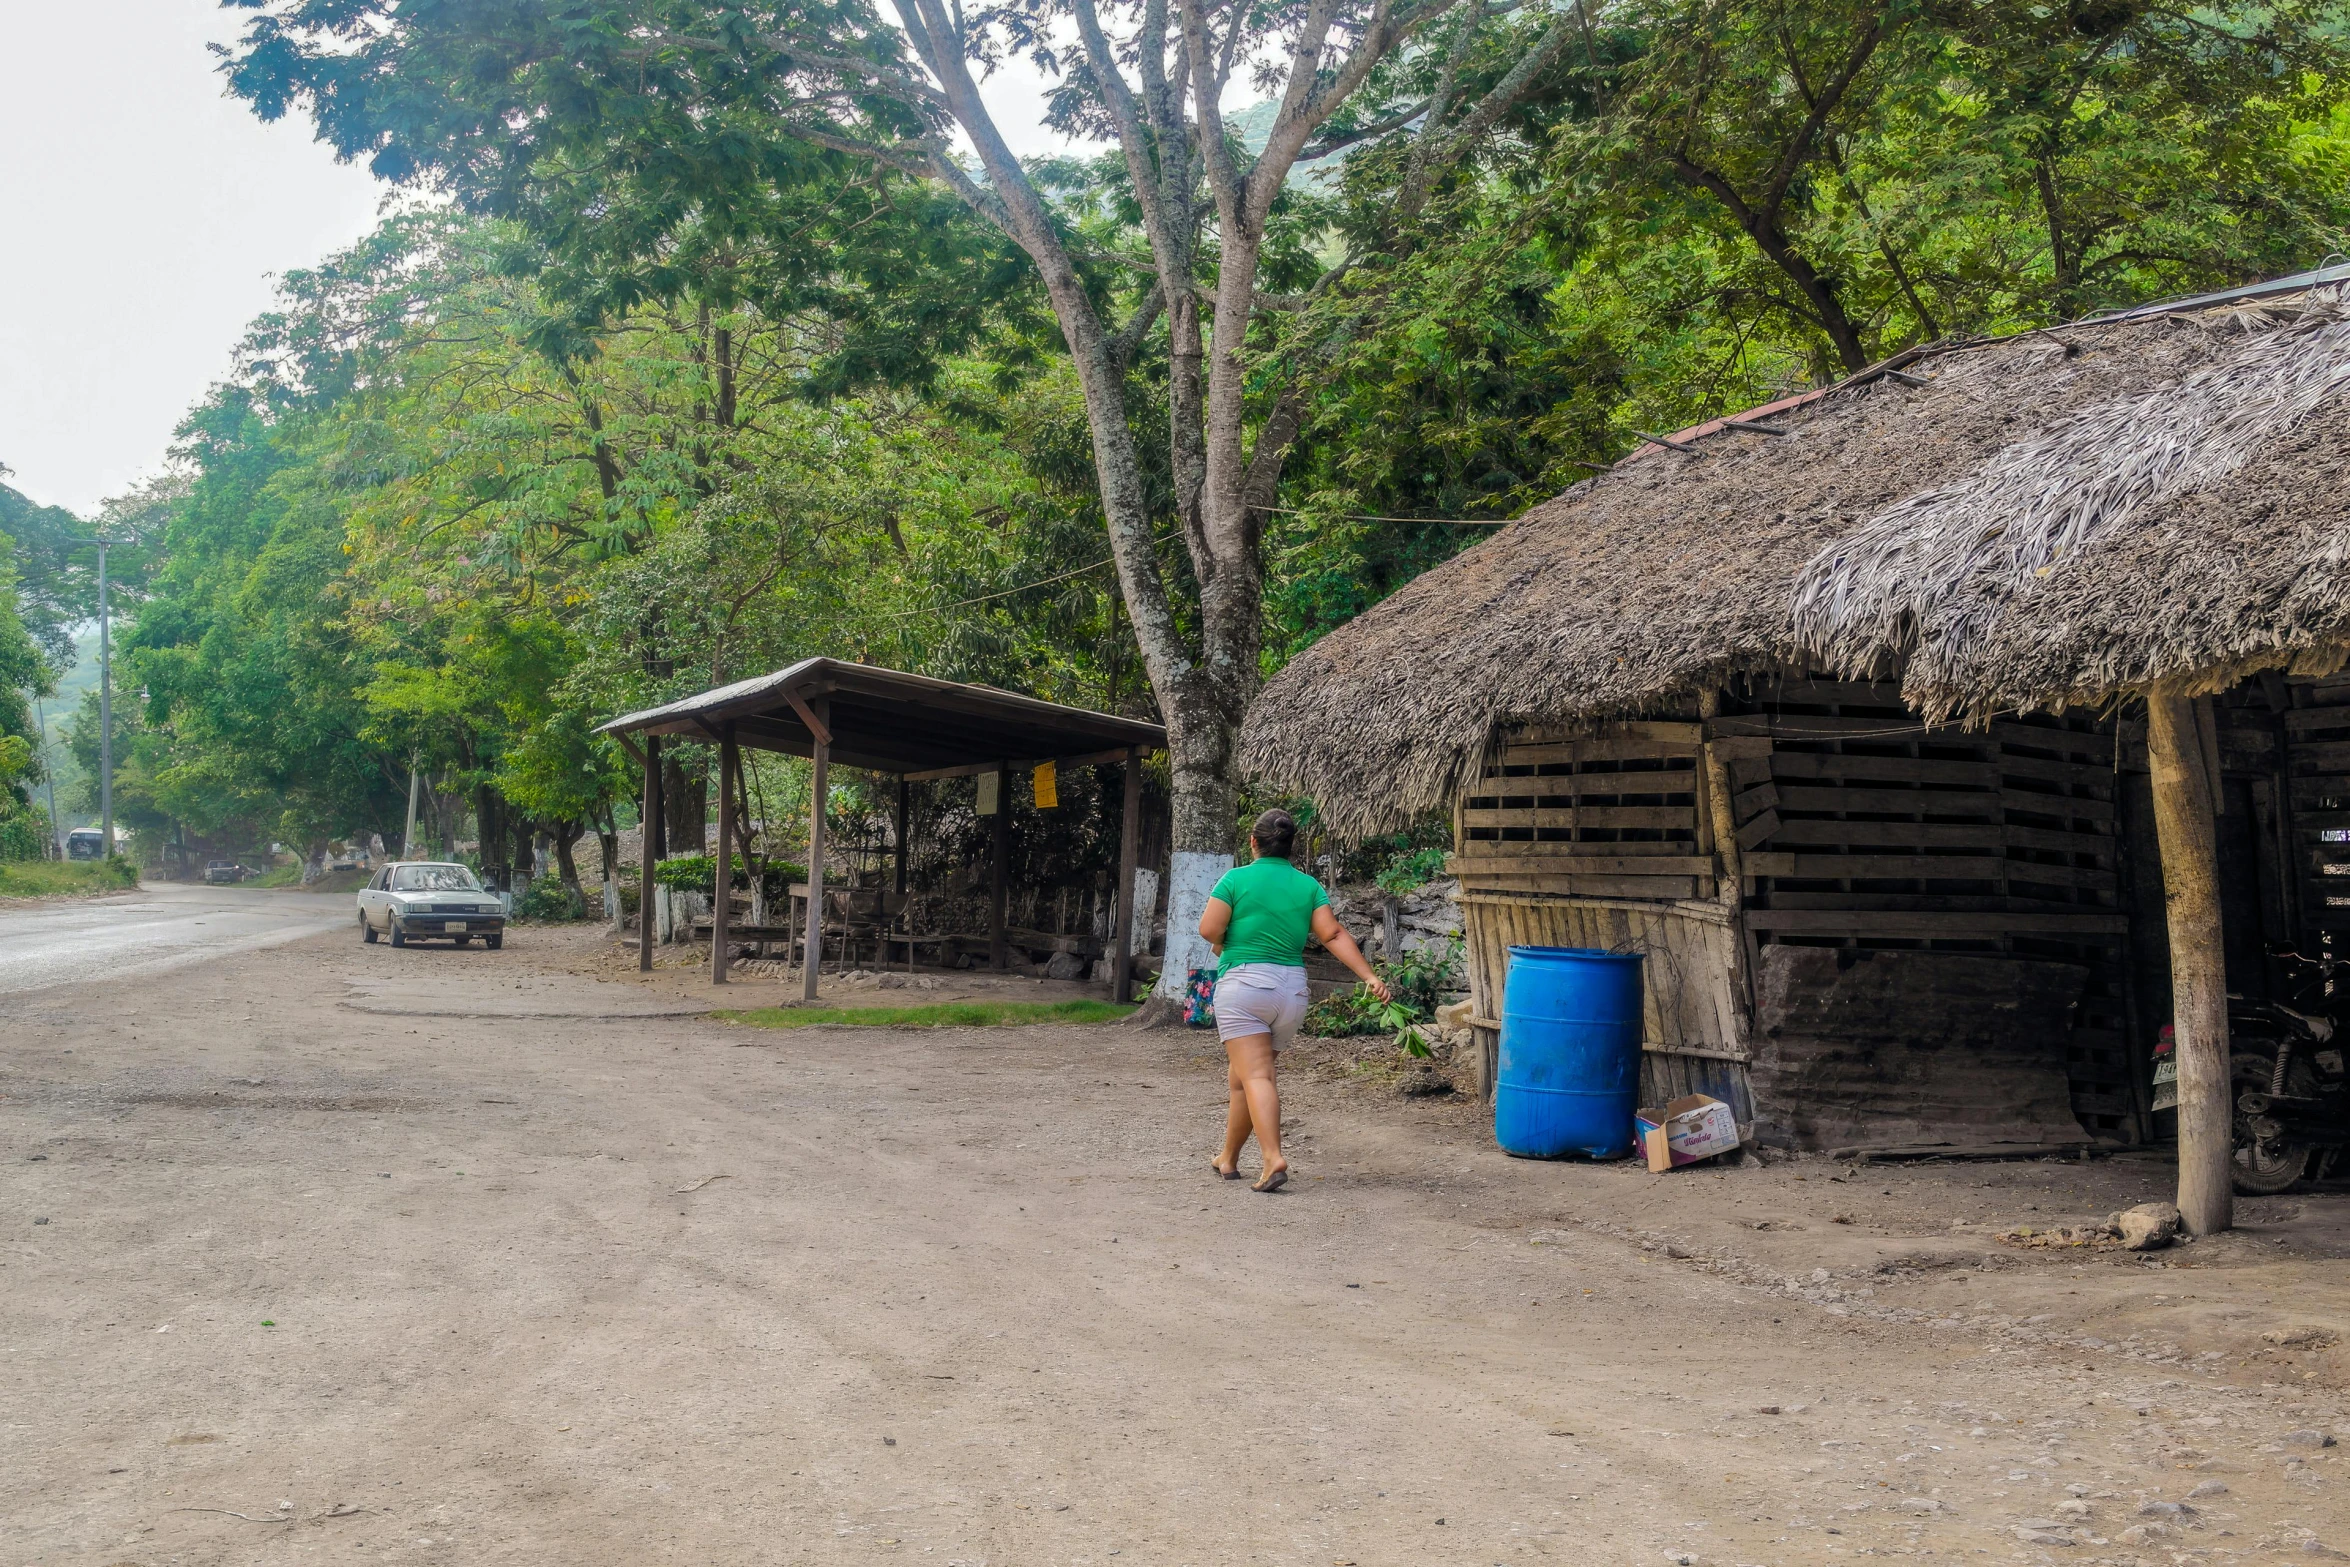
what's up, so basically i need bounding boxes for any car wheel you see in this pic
[389,920,407,948]
[486,934,504,950]
[360,911,377,944]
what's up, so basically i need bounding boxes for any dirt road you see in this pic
[4,914,2347,1566]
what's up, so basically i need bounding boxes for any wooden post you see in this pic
[1112,747,1142,1003]
[895,776,910,897]
[989,761,1010,970]
[1697,689,1743,897]
[2148,688,2233,1235]
[896,775,913,974]
[711,725,736,986]
[638,735,660,973]
[803,705,829,1003]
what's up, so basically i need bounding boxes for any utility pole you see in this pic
[97,537,113,859]
[32,697,61,859]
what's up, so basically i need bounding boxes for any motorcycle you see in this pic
[2219,945,2350,1194]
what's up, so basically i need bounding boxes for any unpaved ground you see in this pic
[4,915,2348,1567]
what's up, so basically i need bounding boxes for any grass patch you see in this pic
[724,999,1136,1030]
[0,858,140,898]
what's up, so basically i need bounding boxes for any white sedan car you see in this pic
[358,862,508,949]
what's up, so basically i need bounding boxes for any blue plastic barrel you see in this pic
[1494,946,1644,1159]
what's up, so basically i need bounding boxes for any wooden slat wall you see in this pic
[1458,892,1753,1123]
[1712,677,2136,1141]
[1446,720,1752,1127]
[1453,723,1712,901]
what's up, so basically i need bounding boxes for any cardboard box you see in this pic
[1635,1094,1741,1172]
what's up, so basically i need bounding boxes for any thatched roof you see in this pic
[1243,277,2350,836]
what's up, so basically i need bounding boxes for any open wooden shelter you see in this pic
[1242,266,2350,1233]
[599,658,1166,1002]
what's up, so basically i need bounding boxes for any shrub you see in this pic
[652,855,807,895]
[1303,937,1463,1045]
[0,801,48,862]
[514,876,588,921]
[1374,844,1449,895]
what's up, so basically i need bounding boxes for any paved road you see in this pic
[0,881,350,997]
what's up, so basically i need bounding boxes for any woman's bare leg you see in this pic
[1216,1064,1252,1176]
[1223,1034,1284,1180]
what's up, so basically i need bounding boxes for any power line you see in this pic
[881,502,1512,623]
[875,530,1176,620]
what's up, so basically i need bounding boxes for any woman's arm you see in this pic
[1197,896,1233,955]
[1311,906,1391,1002]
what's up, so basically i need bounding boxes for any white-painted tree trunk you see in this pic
[1155,850,1234,1000]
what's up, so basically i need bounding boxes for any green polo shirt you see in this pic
[1209,856,1330,973]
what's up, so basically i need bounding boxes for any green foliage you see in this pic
[725,1000,1137,1029]
[653,854,809,892]
[1374,845,1451,896]
[0,857,137,897]
[49,0,2349,885]
[1304,938,1466,1039]
[0,478,104,665]
[513,876,588,922]
[0,526,56,828]
[0,797,48,862]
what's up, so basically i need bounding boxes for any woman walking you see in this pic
[1198,809,1390,1192]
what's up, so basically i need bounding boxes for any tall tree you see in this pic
[221,0,1589,996]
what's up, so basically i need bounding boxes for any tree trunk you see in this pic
[2147,688,2233,1235]
[553,822,583,897]
[514,816,539,899]
[663,755,707,854]
[474,785,509,893]
[597,818,621,925]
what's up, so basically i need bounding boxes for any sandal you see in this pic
[1252,1166,1289,1194]
[1210,1159,1242,1180]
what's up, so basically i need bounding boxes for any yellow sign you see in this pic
[1032,760,1058,809]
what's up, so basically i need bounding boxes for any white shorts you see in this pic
[1213,964,1310,1048]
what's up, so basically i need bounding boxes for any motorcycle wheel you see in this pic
[2233,1138,2313,1195]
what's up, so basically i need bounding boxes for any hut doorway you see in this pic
[1716,676,2133,1153]
[2117,672,2350,1162]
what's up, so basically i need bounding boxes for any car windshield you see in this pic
[392,865,482,892]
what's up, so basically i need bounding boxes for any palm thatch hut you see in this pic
[1243,267,2350,1229]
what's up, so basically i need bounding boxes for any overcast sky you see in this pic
[0,2,1076,519]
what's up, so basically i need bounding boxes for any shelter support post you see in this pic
[1697,690,1743,898]
[895,777,910,897]
[638,736,660,974]
[896,774,913,976]
[1112,747,1142,1004]
[804,705,829,1003]
[2148,688,2232,1235]
[989,762,1010,970]
[712,726,736,986]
